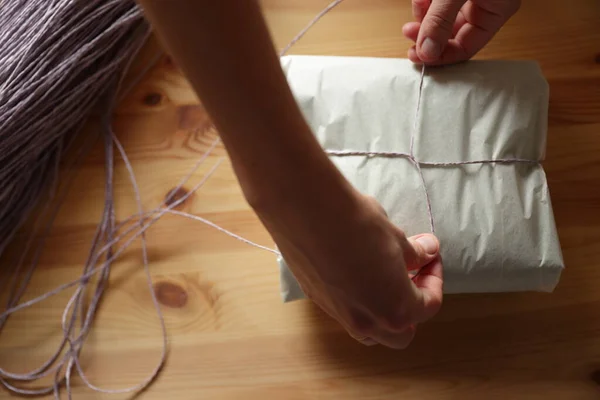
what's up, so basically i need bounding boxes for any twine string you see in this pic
[279,0,346,57]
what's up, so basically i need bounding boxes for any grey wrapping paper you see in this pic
[277,55,565,302]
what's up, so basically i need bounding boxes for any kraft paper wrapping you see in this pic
[277,55,565,302]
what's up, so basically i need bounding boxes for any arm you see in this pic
[137,0,443,349]
[136,0,364,255]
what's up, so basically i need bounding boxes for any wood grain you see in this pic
[1,0,600,398]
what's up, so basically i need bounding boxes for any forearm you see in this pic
[136,0,356,217]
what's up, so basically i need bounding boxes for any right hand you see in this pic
[402,0,521,65]
[255,190,444,349]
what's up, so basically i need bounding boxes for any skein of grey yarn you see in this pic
[0,0,150,256]
[0,1,152,394]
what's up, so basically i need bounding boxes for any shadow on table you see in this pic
[301,287,600,396]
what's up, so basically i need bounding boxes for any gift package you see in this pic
[278,55,564,302]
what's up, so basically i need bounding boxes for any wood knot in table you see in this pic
[165,187,192,209]
[154,281,188,308]
[143,92,163,107]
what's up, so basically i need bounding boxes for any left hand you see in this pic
[402,0,521,65]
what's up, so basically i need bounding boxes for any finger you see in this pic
[370,324,417,350]
[316,300,379,347]
[425,23,494,66]
[348,332,378,346]
[407,23,465,65]
[404,19,464,63]
[407,45,422,63]
[414,39,467,65]
[402,21,420,42]
[416,0,467,63]
[451,1,509,58]
[413,256,444,322]
[462,0,519,31]
[360,338,378,346]
[452,9,468,37]
[412,0,431,22]
[429,2,518,65]
[403,233,440,271]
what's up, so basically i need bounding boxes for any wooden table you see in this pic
[1,0,599,398]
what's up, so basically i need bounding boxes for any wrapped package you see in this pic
[277,55,565,302]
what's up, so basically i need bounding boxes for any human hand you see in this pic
[402,0,521,65]
[257,190,443,349]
